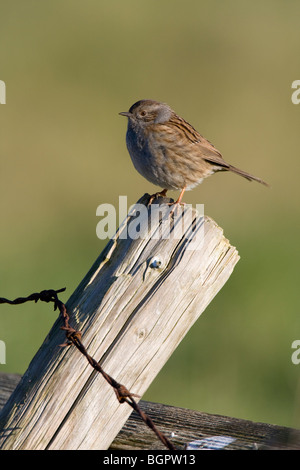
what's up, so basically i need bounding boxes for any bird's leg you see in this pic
[167,186,186,216]
[147,188,168,206]
[174,187,186,205]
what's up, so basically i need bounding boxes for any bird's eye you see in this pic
[140,110,146,117]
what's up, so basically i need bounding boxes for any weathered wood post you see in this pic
[0,194,239,450]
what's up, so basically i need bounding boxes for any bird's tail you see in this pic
[228,164,269,187]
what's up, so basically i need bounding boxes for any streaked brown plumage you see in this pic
[120,99,268,205]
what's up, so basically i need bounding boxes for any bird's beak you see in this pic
[119,111,131,117]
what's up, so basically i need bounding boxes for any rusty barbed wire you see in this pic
[0,288,176,451]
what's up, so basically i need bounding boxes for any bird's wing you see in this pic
[164,114,229,169]
[159,114,269,186]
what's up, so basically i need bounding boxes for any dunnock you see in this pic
[120,100,268,205]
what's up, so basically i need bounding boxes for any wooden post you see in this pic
[0,194,239,450]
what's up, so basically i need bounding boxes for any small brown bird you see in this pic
[120,100,268,206]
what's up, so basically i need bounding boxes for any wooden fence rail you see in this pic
[1,373,300,450]
[0,194,241,449]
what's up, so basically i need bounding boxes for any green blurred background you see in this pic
[0,0,299,429]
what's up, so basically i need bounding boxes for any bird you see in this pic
[119,99,268,207]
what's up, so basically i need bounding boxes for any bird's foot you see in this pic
[147,188,168,206]
[167,200,186,217]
